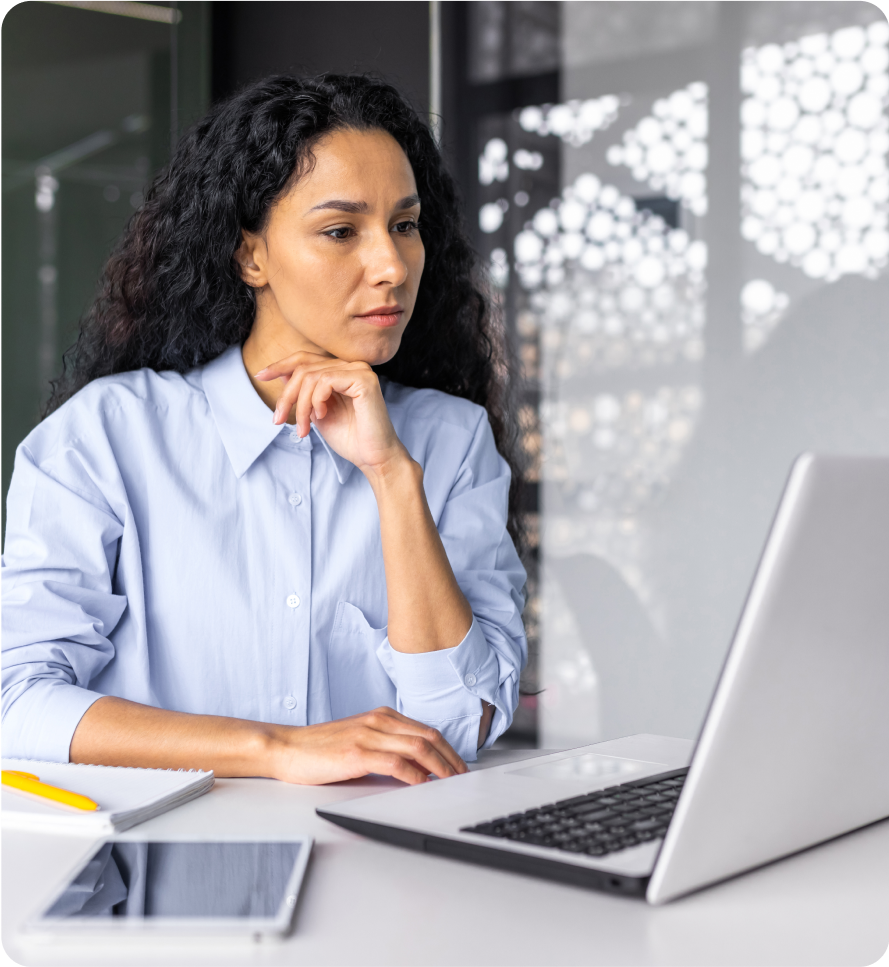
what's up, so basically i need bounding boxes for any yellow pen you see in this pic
[2,770,100,811]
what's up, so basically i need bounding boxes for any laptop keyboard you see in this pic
[460,767,688,858]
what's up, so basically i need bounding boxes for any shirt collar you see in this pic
[201,345,356,483]
[310,426,356,485]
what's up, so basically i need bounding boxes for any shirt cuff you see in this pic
[1,679,105,763]
[376,619,500,761]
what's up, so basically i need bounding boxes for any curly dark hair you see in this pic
[45,73,525,551]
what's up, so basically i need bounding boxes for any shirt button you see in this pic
[288,493,302,506]
[464,673,477,687]
[286,594,301,609]
[283,696,297,710]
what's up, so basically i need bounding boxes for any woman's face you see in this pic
[239,127,425,365]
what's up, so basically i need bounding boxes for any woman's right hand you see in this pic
[266,706,469,785]
[70,696,466,785]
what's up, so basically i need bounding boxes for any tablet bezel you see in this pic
[26,833,313,938]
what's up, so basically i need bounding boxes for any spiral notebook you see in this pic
[1,758,214,834]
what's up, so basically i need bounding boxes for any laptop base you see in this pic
[318,809,650,896]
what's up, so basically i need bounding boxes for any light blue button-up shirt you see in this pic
[2,346,527,763]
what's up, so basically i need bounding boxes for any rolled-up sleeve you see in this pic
[2,441,126,762]
[377,410,527,761]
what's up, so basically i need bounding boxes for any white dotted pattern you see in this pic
[514,172,707,364]
[601,22,889,283]
[518,96,621,147]
[740,22,889,280]
[606,83,709,217]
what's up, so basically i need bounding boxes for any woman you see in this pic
[1,75,527,785]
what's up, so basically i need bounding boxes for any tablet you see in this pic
[27,836,312,938]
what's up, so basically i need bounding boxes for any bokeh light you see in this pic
[479,199,508,233]
[515,172,707,369]
[541,384,704,606]
[740,278,790,351]
[740,21,889,281]
[542,385,703,515]
[489,247,509,288]
[606,82,709,217]
[478,137,509,186]
[518,95,621,147]
[604,21,888,286]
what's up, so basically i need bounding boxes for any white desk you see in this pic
[3,749,888,966]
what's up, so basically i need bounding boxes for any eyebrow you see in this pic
[307,194,421,215]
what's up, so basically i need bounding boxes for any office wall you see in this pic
[211,2,430,115]
[1,1,210,536]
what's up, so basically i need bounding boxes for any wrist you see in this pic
[361,447,420,493]
[248,722,291,779]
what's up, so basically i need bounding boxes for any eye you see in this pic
[393,219,419,235]
[324,226,354,241]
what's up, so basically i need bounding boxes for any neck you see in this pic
[241,298,330,423]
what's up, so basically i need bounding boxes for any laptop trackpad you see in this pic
[508,753,667,782]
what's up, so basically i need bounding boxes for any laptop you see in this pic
[318,454,889,903]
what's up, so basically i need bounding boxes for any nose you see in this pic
[363,226,409,289]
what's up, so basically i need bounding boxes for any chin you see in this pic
[350,332,403,367]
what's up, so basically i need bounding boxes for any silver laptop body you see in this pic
[318,454,889,903]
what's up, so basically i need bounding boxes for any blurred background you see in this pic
[4,1,888,749]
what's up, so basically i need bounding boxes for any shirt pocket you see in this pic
[327,602,397,720]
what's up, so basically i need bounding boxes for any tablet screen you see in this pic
[42,841,305,921]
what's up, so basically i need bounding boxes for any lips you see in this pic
[356,306,404,328]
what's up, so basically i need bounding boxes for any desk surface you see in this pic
[3,748,888,967]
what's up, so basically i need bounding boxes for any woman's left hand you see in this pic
[255,351,406,476]
[257,351,476,662]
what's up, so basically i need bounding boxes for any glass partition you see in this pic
[455,1,889,747]
[2,0,210,533]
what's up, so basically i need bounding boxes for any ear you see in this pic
[235,230,267,288]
